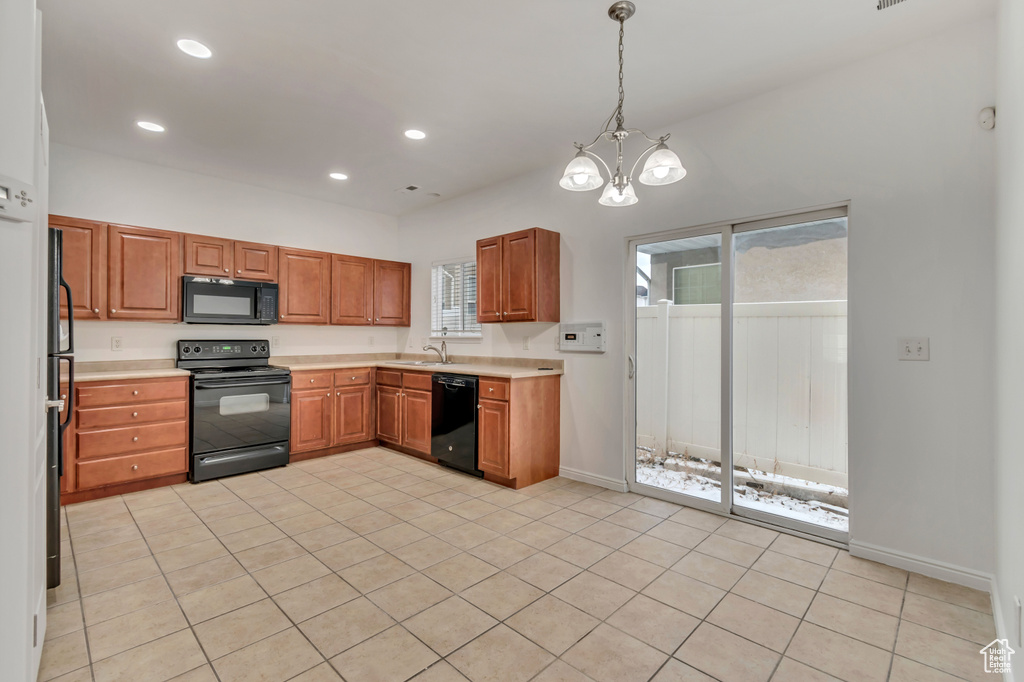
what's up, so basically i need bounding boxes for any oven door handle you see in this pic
[194,377,292,390]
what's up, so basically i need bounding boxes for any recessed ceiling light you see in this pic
[329,172,348,181]
[136,121,165,132]
[404,129,426,140]
[176,39,212,59]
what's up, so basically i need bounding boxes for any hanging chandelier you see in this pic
[559,1,686,207]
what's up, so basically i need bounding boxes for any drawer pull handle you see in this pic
[132,412,138,417]
[132,436,139,442]
[131,465,138,471]
[132,390,139,395]
[489,387,494,392]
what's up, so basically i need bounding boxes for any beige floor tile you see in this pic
[274,510,334,535]
[906,573,992,614]
[888,655,964,682]
[588,551,664,591]
[194,500,253,523]
[273,573,359,622]
[895,620,989,682]
[546,535,615,568]
[78,555,161,597]
[694,534,764,567]
[364,489,416,509]
[676,622,780,682]
[536,489,587,508]
[46,666,98,682]
[642,570,725,619]
[304,490,359,511]
[531,660,596,682]
[299,596,395,657]
[505,551,582,592]
[233,537,306,571]
[437,521,501,550]
[831,552,908,589]
[322,498,376,521]
[204,511,265,537]
[367,573,452,621]
[251,553,329,595]
[467,536,537,569]
[707,593,799,652]
[645,520,709,549]
[393,536,462,570]
[154,539,228,573]
[422,489,474,509]
[577,520,642,549]
[461,572,544,620]
[44,601,84,641]
[507,521,570,550]
[212,627,323,682]
[605,508,662,533]
[480,489,532,508]
[787,622,892,682]
[819,569,905,617]
[804,593,899,650]
[405,596,498,655]
[562,623,668,682]
[365,521,430,551]
[553,571,635,619]
[752,550,829,590]
[476,509,533,534]
[146,525,216,554]
[218,523,287,553]
[671,550,747,590]
[193,598,291,659]
[448,624,555,682]
[668,507,727,532]
[619,535,689,568]
[247,491,300,510]
[769,534,839,567]
[409,509,467,534]
[70,524,142,554]
[650,659,716,682]
[92,629,206,682]
[130,500,191,521]
[75,539,152,573]
[165,555,246,597]
[344,509,405,535]
[339,553,416,593]
[448,498,502,521]
[629,497,683,519]
[544,508,599,533]
[88,599,188,661]
[568,497,622,519]
[177,574,265,624]
[292,522,357,552]
[288,662,345,682]
[716,519,780,548]
[506,594,599,655]
[732,569,816,617]
[314,536,384,571]
[606,594,699,654]
[593,489,645,507]
[389,499,441,521]
[330,625,439,682]
[771,658,842,681]
[38,630,89,681]
[508,498,562,520]
[422,552,500,592]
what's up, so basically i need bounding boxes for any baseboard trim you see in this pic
[989,579,1016,682]
[558,466,628,492]
[849,540,994,592]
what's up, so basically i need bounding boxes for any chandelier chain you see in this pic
[616,19,625,129]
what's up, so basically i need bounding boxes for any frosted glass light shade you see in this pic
[559,153,603,191]
[598,181,638,207]
[639,145,686,186]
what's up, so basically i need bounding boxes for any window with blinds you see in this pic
[431,259,482,337]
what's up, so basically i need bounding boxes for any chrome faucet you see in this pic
[423,340,450,364]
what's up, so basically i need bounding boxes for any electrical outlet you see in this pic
[271,336,280,349]
[523,336,530,350]
[111,336,123,351]
[897,337,929,361]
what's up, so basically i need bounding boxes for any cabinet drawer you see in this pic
[77,401,187,430]
[334,369,371,386]
[377,369,402,387]
[292,371,334,389]
[77,447,188,489]
[76,379,188,408]
[479,378,510,401]
[77,421,188,460]
[402,372,432,391]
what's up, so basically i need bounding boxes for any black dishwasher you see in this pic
[431,373,483,477]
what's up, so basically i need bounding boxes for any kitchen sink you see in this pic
[389,361,456,366]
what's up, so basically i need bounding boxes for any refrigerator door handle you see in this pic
[57,356,73,477]
[58,271,74,354]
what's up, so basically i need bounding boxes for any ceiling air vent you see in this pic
[395,185,420,195]
[877,0,907,9]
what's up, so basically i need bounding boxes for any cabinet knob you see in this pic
[132,436,138,442]
[351,376,356,380]
[375,318,379,321]
[477,404,481,409]
[93,308,99,314]
[310,379,315,383]
[367,318,371,322]
[132,412,138,417]
[237,269,241,274]
[336,392,340,396]
[111,309,117,313]
[132,390,139,395]
[131,465,138,471]
[489,387,494,392]
[327,392,331,396]
[61,394,66,400]
[224,268,229,273]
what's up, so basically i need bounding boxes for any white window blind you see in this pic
[431,259,482,337]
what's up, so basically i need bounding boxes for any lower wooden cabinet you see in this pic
[376,386,402,444]
[290,369,375,453]
[375,371,431,454]
[290,389,333,452]
[334,385,373,446]
[477,398,510,478]
[402,389,432,455]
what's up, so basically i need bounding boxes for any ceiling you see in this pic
[39,0,994,216]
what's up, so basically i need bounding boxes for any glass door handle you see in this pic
[628,355,635,379]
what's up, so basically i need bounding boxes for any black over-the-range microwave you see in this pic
[182,276,279,325]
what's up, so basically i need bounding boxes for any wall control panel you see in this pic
[559,322,606,353]
[0,174,36,224]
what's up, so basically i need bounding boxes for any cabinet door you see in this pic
[184,234,233,277]
[501,229,537,322]
[372,260,411,326]
[234,241,278,281]
[334,385,372,445]
[376,386,402,444]
[51,216,106,321]
[290,389,333,453]
[331,254,374,325]
[107,224,181,321]
[279,248,331,324]
[478,398,510,478]
[476,237,502,323]
[402,388,432,454]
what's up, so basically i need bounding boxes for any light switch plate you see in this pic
[898,337,929,361]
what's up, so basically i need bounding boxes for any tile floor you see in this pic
[40,447,997,682]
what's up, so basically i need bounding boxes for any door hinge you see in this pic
[33,614,37,647]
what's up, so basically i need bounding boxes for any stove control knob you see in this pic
[260,345,268,353]
[251,345,258,353]
[193,346,202,354]
[182,347,191,354]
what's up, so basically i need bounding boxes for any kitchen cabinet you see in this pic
[372,260,411,326]
[279,248,331,324]
[234,241,278,281]
[402,387,432,454]
[290,369,375,453]
[184,234,233,277]
[331,254,374,325]
[107,224,182,321]
[290,388,333,453]
[51,215,107,320]
[333,370,373,445]
[375,386,402,445]
[375,371,430,454]
[477,398,510,477]
[476,227,559,324]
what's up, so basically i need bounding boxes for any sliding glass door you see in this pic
[628,208,849,541]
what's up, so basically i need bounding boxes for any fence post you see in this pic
[652,299,672,459]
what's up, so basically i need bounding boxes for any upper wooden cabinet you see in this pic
[51,215,107,320]
[476,227,559,323]
[234,241,278,281]
[372,260,411,327]
[184,234,233,277]
[107,224,182,321]
[279,248,331,324]
[331,254,374,325]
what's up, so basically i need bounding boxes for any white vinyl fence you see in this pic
[636,300,848,488]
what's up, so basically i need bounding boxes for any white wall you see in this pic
[996,0,1024,659]
[49,144,401,362]
[399,20,997,577]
